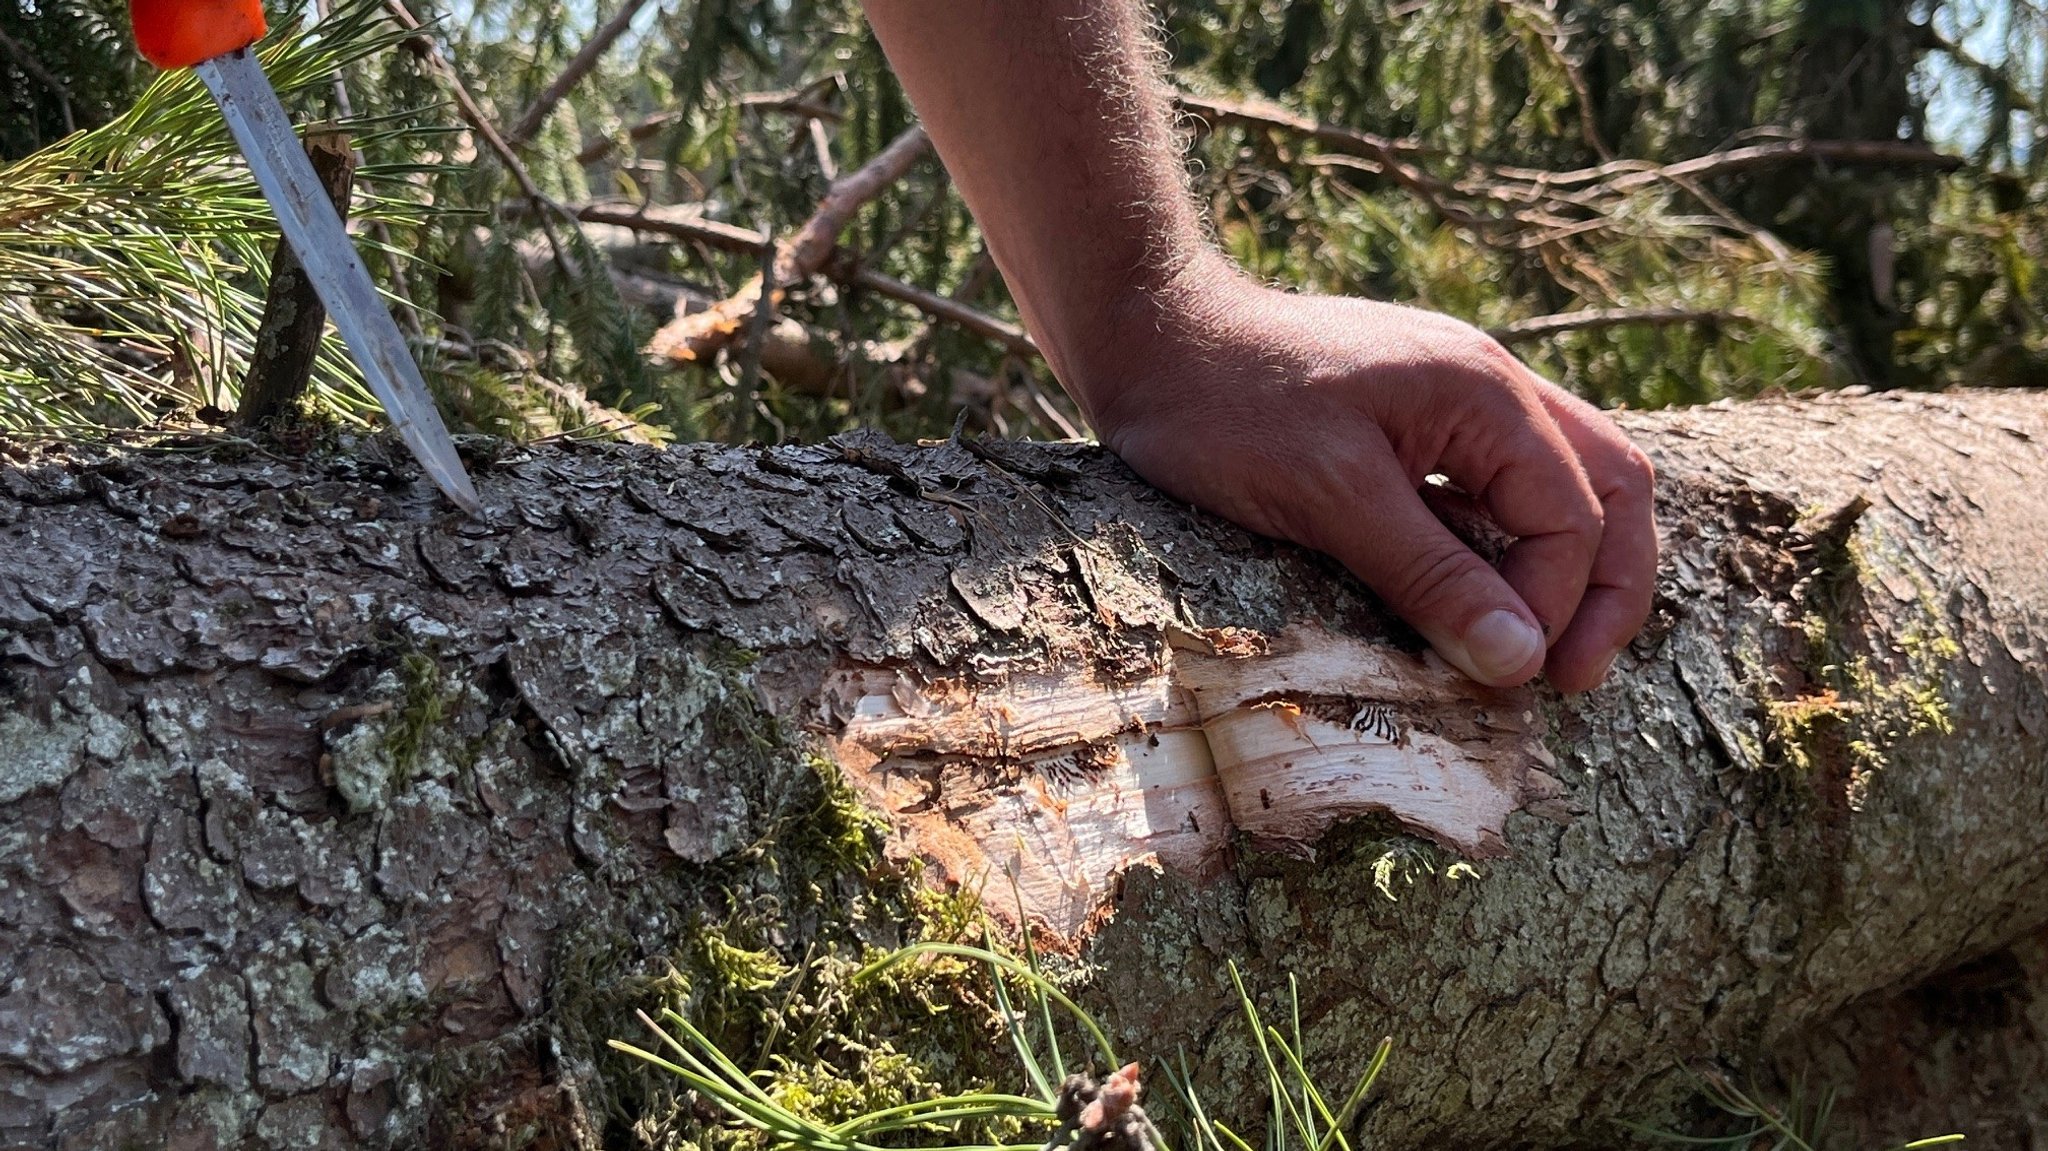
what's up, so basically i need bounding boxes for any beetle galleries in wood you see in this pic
[820,622,1562,937]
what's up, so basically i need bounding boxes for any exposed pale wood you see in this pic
[1179,625,1557,856]
[827,623,1551,935]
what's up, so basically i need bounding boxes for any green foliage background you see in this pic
[0,0,2041,444]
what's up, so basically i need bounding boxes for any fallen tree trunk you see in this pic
[1,389,2046,1149]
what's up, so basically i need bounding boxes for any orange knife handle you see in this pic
[130,0,266,69]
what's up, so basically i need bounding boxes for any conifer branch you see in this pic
[504,0,661,149]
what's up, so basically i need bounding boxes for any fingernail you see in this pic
[1463,610,1544,681]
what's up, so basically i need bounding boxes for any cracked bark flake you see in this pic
[0,390,2047,1148]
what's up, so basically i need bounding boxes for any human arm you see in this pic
[858,0,1656,691]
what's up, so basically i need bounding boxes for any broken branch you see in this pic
[562,203,769,254]
[832,261,1040,360]
[646,125,931,367]
[1488,306,1754,345]
[238,127,358,427]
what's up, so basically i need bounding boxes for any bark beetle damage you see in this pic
[818,623,1561,937]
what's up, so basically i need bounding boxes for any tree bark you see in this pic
[2,389,2046,1149]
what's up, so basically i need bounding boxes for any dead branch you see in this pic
[809,117,838,181]
[1185,89,1962,254]
[386,0,579,278]
[239,128,357,426]
[782,127,931,282]
[573,89,840,167]
[761,96,841,123]
[573,111,679,165]
[504,0,661,149]
[1177,92,1430,166]
[1488,306,1753,344]
[563,203,769,254]
[1186,91,1961,193]
[833,262,1040,360]
[1600,138,1967,192]
[646,126,930,367]
[739,83,844,122]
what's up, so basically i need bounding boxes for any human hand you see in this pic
[1071,256,1657,693]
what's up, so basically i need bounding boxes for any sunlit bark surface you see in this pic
[3,390,2046,1149]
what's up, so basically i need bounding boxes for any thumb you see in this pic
[1320,475,1547,687]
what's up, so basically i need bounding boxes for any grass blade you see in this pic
[831,1094,1052,1138]
[1226,962,1316,1151]
[857,942,1118,1066]
[983,925,1053,1100]
[1018,916,1068,1084]
[1314,1036,1391,1151]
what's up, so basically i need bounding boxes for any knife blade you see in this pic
[130,0,481,516]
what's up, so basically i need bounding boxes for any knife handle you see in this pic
[131,0,266,69]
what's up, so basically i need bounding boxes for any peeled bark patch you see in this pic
[824,623,1558,935]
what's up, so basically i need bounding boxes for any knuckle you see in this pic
[1403,312,1520,382]
[1463,330,1533,382]
[1387,543,1488,618]
[1623,444,1656,489]
[1593,443,1656,506]
[1475,334,1523,370]
[1563,495,1606,542]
